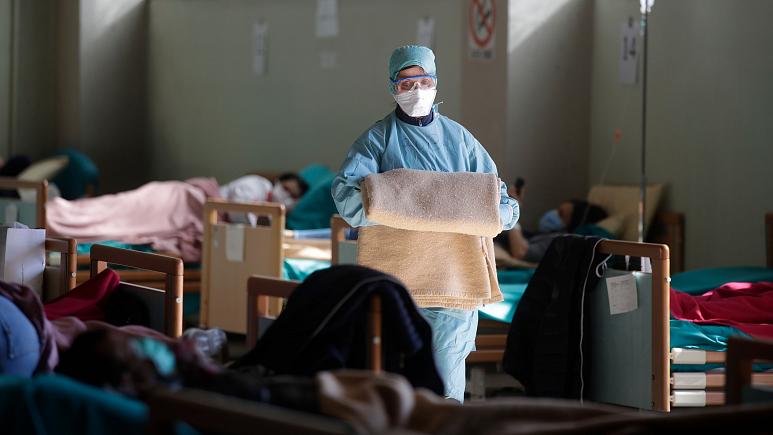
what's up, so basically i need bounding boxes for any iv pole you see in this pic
[638,0,653,243]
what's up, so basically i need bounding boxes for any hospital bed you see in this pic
[200,199,331,334]
[330,212,773,411]
[0,177,47,227]
[0,177,198,299]
[245,275,383,372]
[42,237,78,300]
[87,244,184,337]
[63,196,327,324]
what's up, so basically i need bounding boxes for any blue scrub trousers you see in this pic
[419,307,478,402]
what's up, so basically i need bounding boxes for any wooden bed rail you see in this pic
[0,177,48,228]
[45,237,77,292]
[89,244,184,337]
[246,275,383,372]
[726,336,773,405]
[597,239,671,412]
[330,215,350,265]
[147,388,351,435]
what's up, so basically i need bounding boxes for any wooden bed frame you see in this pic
[245,275,382,373]
[147,388,351,435]
[201,199,333,333]
[144,381,773,435]
[0,177,48,227]
[43,237,78,300]
[89,244,184,337]
[201,199,284,333]
[726,336,773,405]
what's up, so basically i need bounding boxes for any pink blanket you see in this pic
[670,282,773,339]
[47,178,220,261]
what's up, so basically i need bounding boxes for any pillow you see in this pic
[286,173,338,230]
[594,215,625,238]
[18,156,69,182]
[587,184,664,241]
[17,156,69,202]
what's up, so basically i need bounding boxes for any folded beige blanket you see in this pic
[358,226,502,309]
[361,168,502,237]
[358,169,503,309]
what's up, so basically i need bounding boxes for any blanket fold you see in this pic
[358,169,503,309]
[361,168,502,237]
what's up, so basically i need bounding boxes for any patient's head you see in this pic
[540,200,607,233]
[276,173,309,200]
[56,329,174,397]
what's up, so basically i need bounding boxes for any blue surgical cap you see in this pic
[388,45,436,81]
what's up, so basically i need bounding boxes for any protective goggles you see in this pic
[390,75,437,93]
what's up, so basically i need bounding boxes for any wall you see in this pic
[10,0,57,161]
[506,0,593,228]
[591,0,773,268]
[0,0,10,158]
[461,0,509,188]
[79,0,149,191]
[55,0,81,151]
[147,0,463,183]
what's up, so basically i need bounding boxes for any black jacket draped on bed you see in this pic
[503,235,607,399]
[233,265,443,395]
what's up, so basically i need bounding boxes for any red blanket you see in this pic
[670,282,773,339]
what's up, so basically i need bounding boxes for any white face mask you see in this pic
[270,183,297,210]
[393,88,437,117]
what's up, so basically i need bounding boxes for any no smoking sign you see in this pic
[468,0,496,60]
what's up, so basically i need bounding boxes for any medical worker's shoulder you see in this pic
[437,113,483,151]
[352,115,389,149]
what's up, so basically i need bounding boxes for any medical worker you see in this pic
[332,45,519,401]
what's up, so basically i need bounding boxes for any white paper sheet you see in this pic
[619,19,640,84]
[225,224,245,263]
[417,17,435,48]
[320,51,338,69]
[316,0,338,38]
[606,273,638,315]
[0,227,45,294]
[253,22,268,75]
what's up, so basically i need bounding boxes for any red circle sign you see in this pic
[469,0,496,48]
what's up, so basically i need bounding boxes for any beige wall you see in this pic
[147,0,463,183]
[461,0,509,185]
[591,0,773,268]
[10,0,57,161]
[462,0,593,229]
[0,0,10,158]
[55,0,81,150]
[79,0,149,191]
[506,0,593,228]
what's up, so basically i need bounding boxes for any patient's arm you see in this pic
[506,225,530,260]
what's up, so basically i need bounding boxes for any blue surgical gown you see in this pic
[332,108,519,230]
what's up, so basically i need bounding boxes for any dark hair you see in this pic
[56,329,161,397]
[277,173,309,196]
[568,199,608,233]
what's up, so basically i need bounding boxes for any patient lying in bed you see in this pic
[494,182,608,264]
[45,173,308,261]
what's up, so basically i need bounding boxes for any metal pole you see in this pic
[638,5,649,243]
